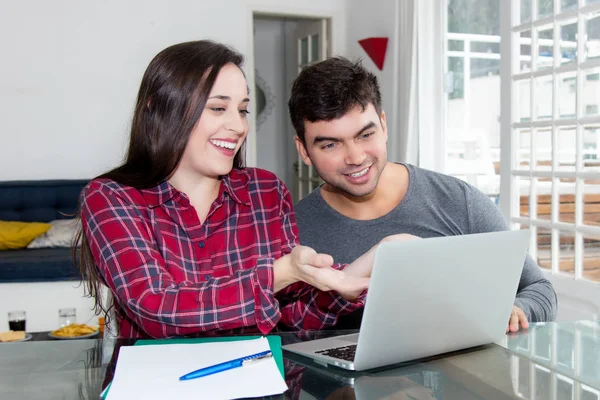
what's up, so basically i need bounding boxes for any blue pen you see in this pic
[179,350,273,381]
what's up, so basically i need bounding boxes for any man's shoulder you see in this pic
[294,188,325,222]
[295,188,321,208]
[408,163,463,182]
[407,164,472,193]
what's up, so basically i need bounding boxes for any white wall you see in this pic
[345,0,401,162]
[0,0,347,181]
[0,282,96,333]
[253,18,297,190]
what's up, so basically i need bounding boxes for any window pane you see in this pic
[558,126,577,171]
[534,128,552,170]
[537,227,552,269]
[519,176,532,218]
[561,0,578,11]
[448,0,500,35]
[559,230,576,276]
[583,125,600,174]
[535,76,553,120]
[517,80,532,124]
[310,34,319,62]
[583,180,600,227]
[518,129,532,169]
[471,41,500,54]
[583,68,600,117]
[520,30,533,72]
[522,0,532,23]
[556,376,574,400]
[583,234,600,282]
[515,176,531,218]
[537,25,554,69]
[558,179,576,223]
[535,177,552,221]
[584,12,600,61]
[300,37,308,65]
[558,72,577,119]
[560,19,578,65]
[448,39,464,51]
[471,58,500,78]
[448,57,464,99]
[537,0,554,19]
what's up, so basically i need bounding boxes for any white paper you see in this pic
[106,337,288,400]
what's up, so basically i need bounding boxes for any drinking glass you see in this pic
[8,310,26,331]
[58,307,76,327]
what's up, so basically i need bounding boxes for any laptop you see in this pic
[283,230,531,371]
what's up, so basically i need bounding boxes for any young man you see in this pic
[288,57,557,332]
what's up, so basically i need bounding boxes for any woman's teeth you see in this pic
[211,140,236,150]
[349,167,369,178]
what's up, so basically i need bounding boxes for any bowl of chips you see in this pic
[48,323,99,340]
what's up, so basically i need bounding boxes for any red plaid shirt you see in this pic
[81,167,363,338]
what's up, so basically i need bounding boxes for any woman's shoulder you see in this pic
[82,178,146,205]
[229,168,289,201]
[230,167,281,182]
[230,167,286,188]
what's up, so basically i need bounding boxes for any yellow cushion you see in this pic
[0,221,52,250]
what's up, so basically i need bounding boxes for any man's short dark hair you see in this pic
[288,57,382,144]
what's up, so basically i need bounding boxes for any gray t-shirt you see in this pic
[294,163,557,326]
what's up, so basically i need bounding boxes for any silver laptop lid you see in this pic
[353,230,530,370]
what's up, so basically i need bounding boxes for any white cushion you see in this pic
[27,219,80,248]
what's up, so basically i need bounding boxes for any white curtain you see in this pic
[395,0,419,165]
[394,0,445,170]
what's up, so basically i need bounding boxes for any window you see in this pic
[505,0,600,285]
[446,0,501,199]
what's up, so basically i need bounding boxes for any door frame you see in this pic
[245,5,339,168]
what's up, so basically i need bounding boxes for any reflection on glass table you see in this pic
[0,322,599,399]
[502,321,600,400]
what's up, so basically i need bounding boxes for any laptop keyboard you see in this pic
[315,344,357,361]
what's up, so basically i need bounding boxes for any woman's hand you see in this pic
[274,245,370,300]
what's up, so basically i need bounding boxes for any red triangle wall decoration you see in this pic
[358,37,388,71]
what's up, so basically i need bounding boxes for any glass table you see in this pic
[0,321,598,399]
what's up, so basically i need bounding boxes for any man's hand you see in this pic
[344,233,421,279]
[506,305,529,333]
[274,245,370,300]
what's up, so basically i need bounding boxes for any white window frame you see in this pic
[500,0,600,290]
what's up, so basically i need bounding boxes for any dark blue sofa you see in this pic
[0,180,88,283]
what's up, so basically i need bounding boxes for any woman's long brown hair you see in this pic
[73,40,246,323]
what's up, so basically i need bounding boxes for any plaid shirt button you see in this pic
[198,241,205,248]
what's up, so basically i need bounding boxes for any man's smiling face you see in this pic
[295,104,388,199]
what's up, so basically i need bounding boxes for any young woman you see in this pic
[74,40,372,338]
